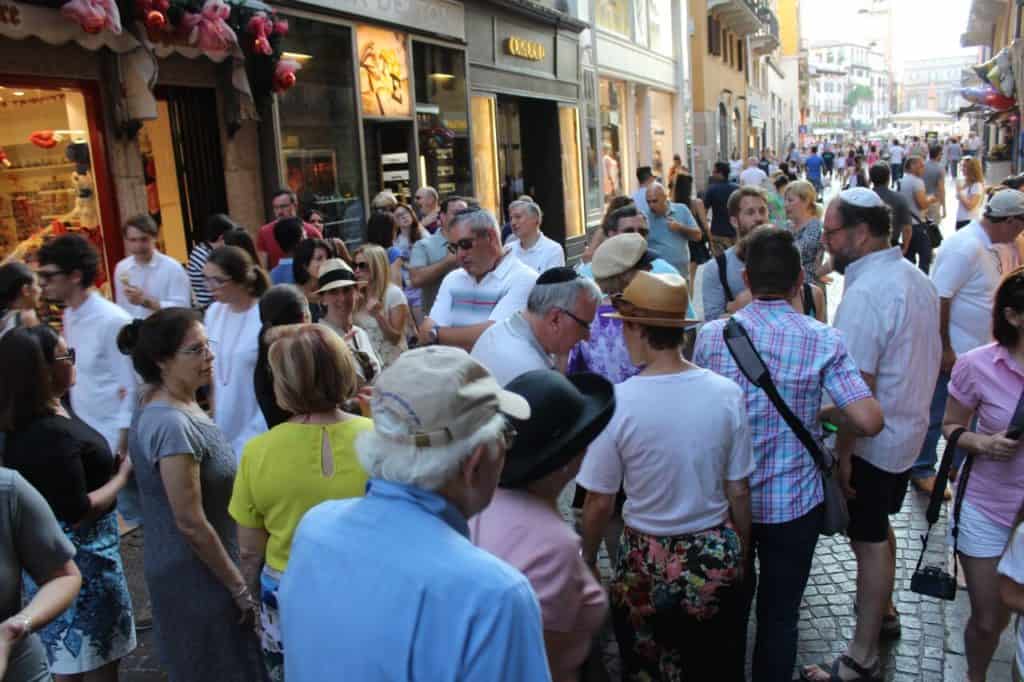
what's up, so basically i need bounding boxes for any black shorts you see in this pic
[846,456,910,543]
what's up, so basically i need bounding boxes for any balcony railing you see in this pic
[708,0,762,36]
[749,4,779,55]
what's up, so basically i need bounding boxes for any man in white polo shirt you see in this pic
[911,189,1024,494]
[506,200,565,273]
[471,267,600,386]
[113,214,192,318]
[420,208,538,350]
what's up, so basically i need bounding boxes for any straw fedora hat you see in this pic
[316,259,363,294]
[603,270,700,328]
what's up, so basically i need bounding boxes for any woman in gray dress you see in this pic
[117,308,264,682]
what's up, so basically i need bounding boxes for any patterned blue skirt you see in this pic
[23,510,137,674]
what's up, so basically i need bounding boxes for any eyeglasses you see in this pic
[179,340,216,356]
[54,349,76,365]
[204,275,231,289]
[37,268,66,282]
[557,307,592,334]
[447,237,477,254]
[822,225,851,240]
[354,261,370,271]
[500,421,518,450]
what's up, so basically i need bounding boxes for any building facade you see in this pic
[688,0,779,188]
[900,55,978,114]
[806,40,889,133]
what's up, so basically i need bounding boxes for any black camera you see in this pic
[910,565,957,601]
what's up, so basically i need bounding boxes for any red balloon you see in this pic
[276,71,296,91]
[145,9,165,29]
[986,91,1016,110]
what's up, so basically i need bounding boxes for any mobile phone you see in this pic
[821,419,839,434]
[1007,427,1023,441]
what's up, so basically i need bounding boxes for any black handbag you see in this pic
[912,214,943,248]
[722,318,848,536]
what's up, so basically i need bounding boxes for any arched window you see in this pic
[717,102,729,161]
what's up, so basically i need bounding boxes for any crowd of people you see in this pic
[0,138,1022,682]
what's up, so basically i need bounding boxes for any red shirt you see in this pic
[256,220,323,269]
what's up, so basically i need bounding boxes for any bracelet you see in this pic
[13,613,33,634]
[231,584,249,599]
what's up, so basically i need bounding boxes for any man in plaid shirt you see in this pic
[694,227,883,682]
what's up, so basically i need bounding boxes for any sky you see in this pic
[801,0,979,75]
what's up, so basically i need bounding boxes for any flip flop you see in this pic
[800,654,882,682]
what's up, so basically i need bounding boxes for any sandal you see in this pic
[800,654,882,682]
[880,612,901,640]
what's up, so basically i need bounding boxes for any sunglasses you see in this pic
[447,238,477,254]
[54,348,76,365]
[621,227,650,238]
[354,262,370,271]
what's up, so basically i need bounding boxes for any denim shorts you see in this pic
[952,499,1012,559]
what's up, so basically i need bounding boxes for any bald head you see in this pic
[646,182,670,216]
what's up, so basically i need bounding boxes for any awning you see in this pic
[0,0,139,52]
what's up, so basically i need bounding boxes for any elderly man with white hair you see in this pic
[507,200,565,273]
[279,346,551,682]
[419,208,538,350]
[739,157,768,188]
[471,266,601,385]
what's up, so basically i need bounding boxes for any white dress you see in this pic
[204,302,267,458]
[353,284,408,368]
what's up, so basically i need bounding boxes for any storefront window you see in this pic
[582,70,602,220]
[647,0,673,56]
[599,79,627,203]
[596,0,629,35]
[0,84,109,280]
[558,106,585,239]
[278,17,364,243]
[649,90,675,180]
[469,95,500,217]
[413,42,471,198]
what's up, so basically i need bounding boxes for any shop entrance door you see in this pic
[363,120,416,206]
[143,87,227,262]
[495,96,566,244]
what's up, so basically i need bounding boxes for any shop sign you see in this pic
[357,25,413,118]
[504,36,545,61]
[310,0,464,41]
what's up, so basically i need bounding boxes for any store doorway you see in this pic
[144,87,227,261]
[495,95,565,243]
[363,120,416,206]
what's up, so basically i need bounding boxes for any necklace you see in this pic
[214,304,250,386]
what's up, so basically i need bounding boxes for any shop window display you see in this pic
[278,17,364,243]
[599,78,627,204]
[0,86,107,276]
[413,42,471,199]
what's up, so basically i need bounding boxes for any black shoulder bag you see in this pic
[716,253,733,303]
[723,318,849,536]
[912,388,1024,599]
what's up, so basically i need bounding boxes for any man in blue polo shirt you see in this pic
[805,145,824,200]
[643,182,701,277]
[280,346,550,682]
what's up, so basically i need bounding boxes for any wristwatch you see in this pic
[426,324,440,346]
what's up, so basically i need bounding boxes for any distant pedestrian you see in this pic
[923,144,947,227]
[188,214,237,309]
[956,157,985,230]
[269,217,305,286]
[0,261,41,334]
[703,161,742,257]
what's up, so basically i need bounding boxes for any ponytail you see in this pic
[248,265,270,298]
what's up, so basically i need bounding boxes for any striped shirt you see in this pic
[187,242,213,308]
[429,254,537,329]
[694,299,872,524]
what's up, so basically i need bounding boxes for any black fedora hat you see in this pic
[499,370,615,488]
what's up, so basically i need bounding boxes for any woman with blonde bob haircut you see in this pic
[353,243,410,367]
[784,180,825,290]
[229,323,372,681]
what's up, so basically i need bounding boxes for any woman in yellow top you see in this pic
[229,323,371,681]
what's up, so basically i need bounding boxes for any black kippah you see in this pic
[536,266,578,285]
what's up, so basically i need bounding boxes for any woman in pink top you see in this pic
[943,267,1024,682]
[470,370,615,682]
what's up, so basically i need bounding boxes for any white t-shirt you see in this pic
[739,167,768,188]
[576,369,755,536]
[204,302,267,458]
[507,234,565,274]
[889,145,905,164]
[470,312,553,386]
[931,221,1002,355]
[956,182,985,222]
[997,523,1024,679]
[353,283,408,368]
[429,254,538,328]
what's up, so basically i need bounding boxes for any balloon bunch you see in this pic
[131,0,298,94]
[974,48,1015,99]
[61,0,122,34]
[960,85,1016,111]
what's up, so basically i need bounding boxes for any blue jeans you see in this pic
[912,371,966,480]
[117,472,144,525]
[741,504,824,682]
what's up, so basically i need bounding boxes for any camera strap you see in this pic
[914,427,966,577]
